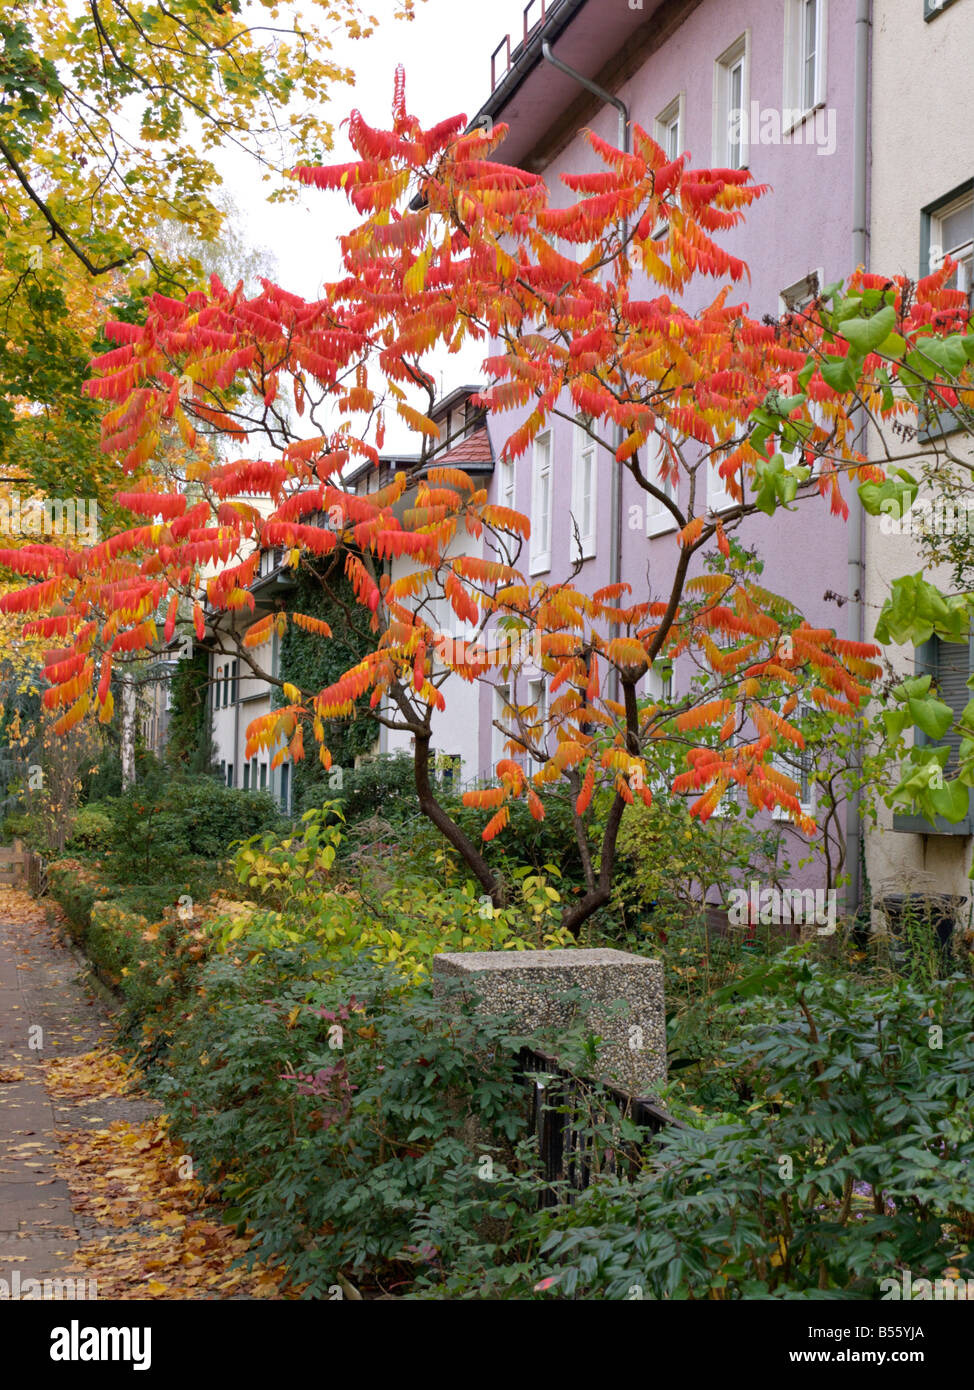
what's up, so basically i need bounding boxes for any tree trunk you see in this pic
[120,679,136,790]
[413,729,506,907]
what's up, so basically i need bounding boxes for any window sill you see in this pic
[773,803,815,823]
[529,555,551,576]
[782,101,825,138]
[892,810,973,835]
[647,513,678,538]
[924,0,961,20]
[919,408,966,442]
[707,493,737,516]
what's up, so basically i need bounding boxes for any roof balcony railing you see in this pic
[523,0,547,44]
[490,33,511,91]
[490,0,549,92]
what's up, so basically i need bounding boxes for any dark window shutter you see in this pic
[935,637,970,771]
[893,635,974,833]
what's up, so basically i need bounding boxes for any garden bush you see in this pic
[611,794,787,937]
[65,802,115,853]
[524,953,974,1300]
[102,773,283,881]
[225,806,573,978]
[139,940,974,1299]
[156,949,559,1295]
[47,857,213,945]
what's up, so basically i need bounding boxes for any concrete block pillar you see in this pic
[432,947,665,1098]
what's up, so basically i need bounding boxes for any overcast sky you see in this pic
[221,0,532,436]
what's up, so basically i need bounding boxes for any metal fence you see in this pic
[518,1045,684,1206]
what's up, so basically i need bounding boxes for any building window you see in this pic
[230,659,238,706]
[645,430,679,537]
[780,270,826,478]
[780,269,822,316]
[438,753,462,792]
[244,763,250,790]
[652,95,685,238]
[707,458,737,515]
[220,759,226,782]
[530,429,553,574]
[893,635,974,834]
[280,761,290,812]
[527,677,547,779]
[498,456,516,512]
[226,762,234,788]
[772,704,814,820]
[647,662,674,705]
[714,34,749,170]
[784,0,827,127]
[926,187,973,301]
[250,757,257,789]
[492,682,513,771]
[655,93,685,161]
[259,761,267,790]
[571,419,598,561]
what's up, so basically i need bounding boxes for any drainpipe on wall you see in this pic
[232,657,240,789]
[847,0,871,920]
[541,41,629,697]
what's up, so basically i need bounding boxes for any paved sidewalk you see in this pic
[0,893,157,1289]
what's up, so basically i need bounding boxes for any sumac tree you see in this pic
[2,74,925,934]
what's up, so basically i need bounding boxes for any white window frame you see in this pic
[645,429,679,538]
[713,33,750,171]
[497,455,516,512]
[779,268,822,317]
[783,0,828,132]
[707,457,737,516]
[652,93,686,238]
[526,677,548,779]
[779,270,825,479]
[646,662,674,705]
[930,191,974,300]
[492,681,513,771]
[571,419,598,561]
[530,429,553,574]
[655,93,686,162]
[772,704,816,820]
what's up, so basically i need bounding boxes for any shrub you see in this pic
[47,858,104,939]
[529,953,974,1300]
[156,950,549,1295]
[65,803,115,853]
[104,774,284,881]
[612,794,787,936]
[306,752,418,826]
[47,858,212,945]
[86,901,151,988]
[225,807,573,976]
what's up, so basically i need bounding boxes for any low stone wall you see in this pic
[432,947,665,1098]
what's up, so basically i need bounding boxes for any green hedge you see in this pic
[47,859,203,943]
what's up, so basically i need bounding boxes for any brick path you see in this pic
[0,894,157,1291]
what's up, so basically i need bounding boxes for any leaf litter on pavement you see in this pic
[45,1047,292,1299]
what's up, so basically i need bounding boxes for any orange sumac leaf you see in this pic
[482,806,510,841]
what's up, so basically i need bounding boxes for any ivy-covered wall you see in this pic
[166,646,216,774]
[277,561,377,813]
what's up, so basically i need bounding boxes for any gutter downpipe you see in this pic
[541,40,629,698]
[847,0,871,921]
